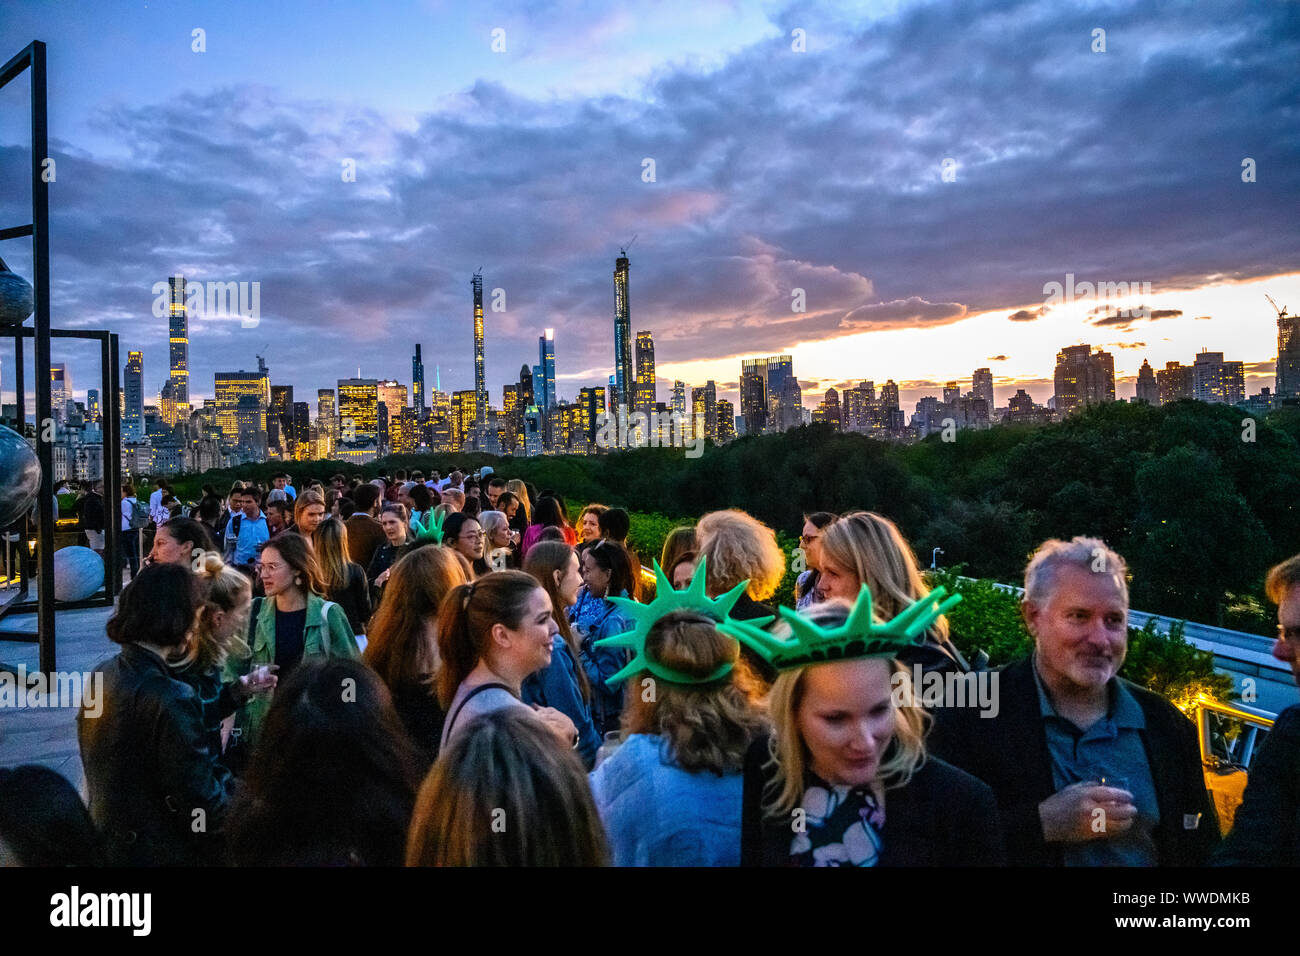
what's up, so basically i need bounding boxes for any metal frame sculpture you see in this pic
[0,41,123,672]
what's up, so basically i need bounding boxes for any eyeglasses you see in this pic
[1278,624,1300,644]
[461,530,486,541]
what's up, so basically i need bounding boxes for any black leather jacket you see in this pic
[78,643,233,865]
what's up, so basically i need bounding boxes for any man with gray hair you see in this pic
[930,536,1218,866]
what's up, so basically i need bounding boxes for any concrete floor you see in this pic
[0,601,117,796]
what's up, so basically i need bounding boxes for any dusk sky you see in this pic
[2,0,1298,414]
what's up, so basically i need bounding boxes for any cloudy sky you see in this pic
[1,0,1298,415]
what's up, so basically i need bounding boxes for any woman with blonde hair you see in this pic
[730,598,1003,867]
[312,517,371,637]
[506,479,532,531]
[695,509,785,621]
[589,590,769,865]
[406,708,608,867]
[173,554,275,777]
[364,546,469,767]
[817,511,968,673]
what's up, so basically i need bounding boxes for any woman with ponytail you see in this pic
[173,554,275,777]
[436,570,580,752]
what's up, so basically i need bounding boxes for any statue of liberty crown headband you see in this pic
[411,509,447,545]
[594,557,961,686]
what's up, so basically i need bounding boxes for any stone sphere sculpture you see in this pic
[0,257,34,326]
[0,424,41,527]
[53,546,104,602]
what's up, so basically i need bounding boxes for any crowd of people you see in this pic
[3,464,1299,868]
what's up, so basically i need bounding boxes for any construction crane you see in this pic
[1266,294,1290,321]
[620,234,637,257]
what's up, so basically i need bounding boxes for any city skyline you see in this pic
[1,0,1298,415]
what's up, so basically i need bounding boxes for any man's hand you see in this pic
[1039,782,1136,843]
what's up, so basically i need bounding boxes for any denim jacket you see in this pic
[521,634,601,768]
[568,586,634,737]
[589,733,745,866]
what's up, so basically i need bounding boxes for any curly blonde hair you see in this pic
[695,509,785,602]
[621,611,769,775]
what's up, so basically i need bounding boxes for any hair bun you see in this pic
[201,551,226,576]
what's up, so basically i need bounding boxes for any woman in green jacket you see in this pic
[225,532,359,756]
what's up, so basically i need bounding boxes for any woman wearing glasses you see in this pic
[443,511,490,578]
[795,512,837,610]
[225,532,359,757]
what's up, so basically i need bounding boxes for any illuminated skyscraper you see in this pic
[671,381,687,418]
[215,370,269,446]
[49,363,70,421]
[613,253,632,412]
[413,344,426,416]
[317,388,337,458]
[337,378,379,443]
[539,330,556,410]
[124,351,144,441]
[169,275,190,417]
[452,389,477,451]
[472,271,486,424]
[634,330,656,415]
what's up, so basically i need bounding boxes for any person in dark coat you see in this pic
[368,504,413,607]
[928,536,1219,866]
[78,563,232,866]
[727,599,1004,867]
[1212,552,1300,865]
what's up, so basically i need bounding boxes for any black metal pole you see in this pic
[31,41,55,672]
[102,332,120,599]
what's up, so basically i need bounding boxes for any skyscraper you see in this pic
[337,378,379,443]
[1192,350,1245,405]
[1277,306,1300,401]
[472,271,486,424]
[1053,344,1115,415]
[671,381,687,418]
[1135,360,1158,404]
[168,275,190,417]
[124,351,144,441]
[270,385,293,454]
[539,330,556,410]
[972,368,994,410]
[1156,361,1195,405]
[613,253,632,412]
[740,358,770,436]
[215,370,269,447]
[49,363,70,421]
[412,344,426,416]
[87,389,100,424]
[317,388,337,458]
[634,330,656,414]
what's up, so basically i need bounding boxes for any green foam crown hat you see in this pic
[411,509,447,545]
[717,584,961,672]
[593,556,772,686]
